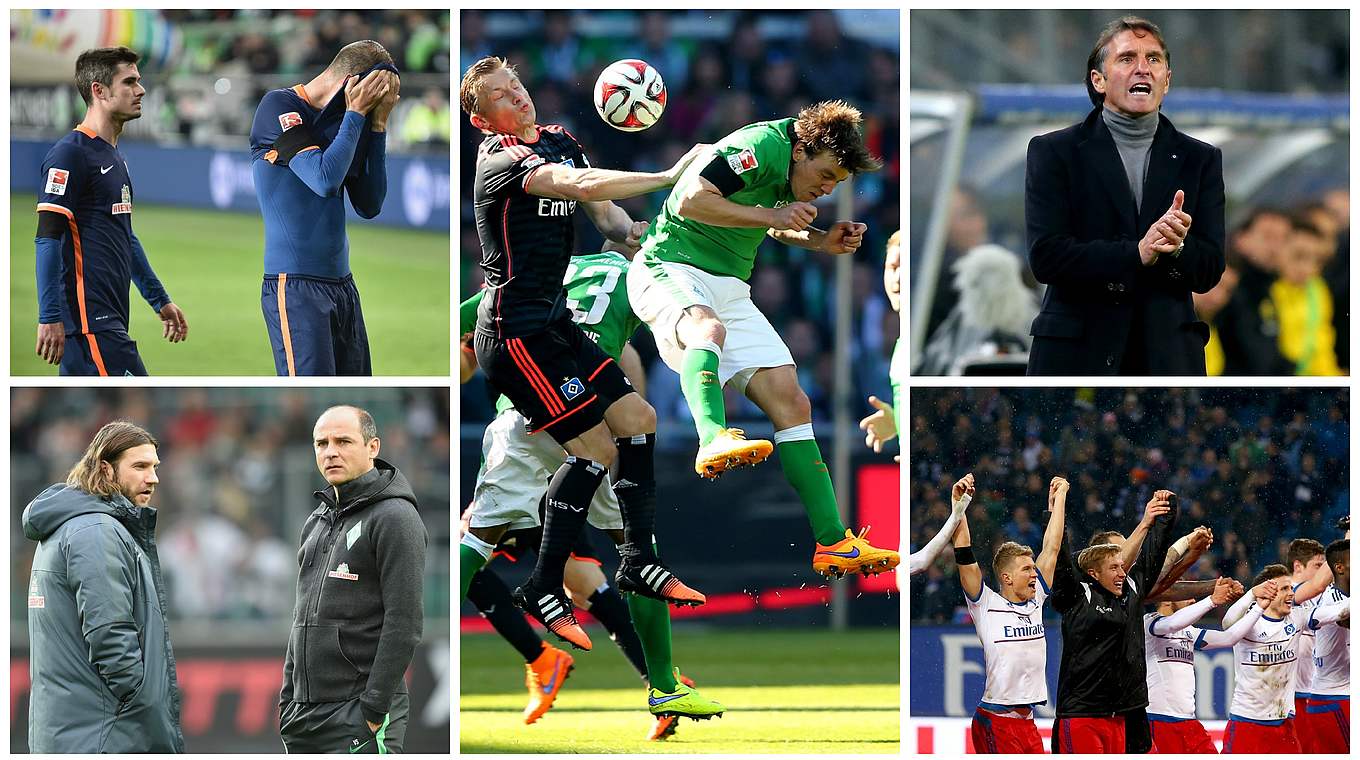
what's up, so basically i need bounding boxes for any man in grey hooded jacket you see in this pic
[23,420,184,753]
[280,405,427,753]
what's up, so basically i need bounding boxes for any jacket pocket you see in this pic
[302,624,366,701]
[1029,311,1084,339]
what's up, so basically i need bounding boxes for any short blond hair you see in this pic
[1078,544,1121,574]
[460,56,516,116]
[993,541,1034,578]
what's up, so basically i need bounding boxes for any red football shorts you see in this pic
[1222,717,1300,753]
[1294,697,1314,753]
[1053,715,1125,753]
[1150,718,1217,754]
[970,709,1044,753]
[1303,697,1350,753]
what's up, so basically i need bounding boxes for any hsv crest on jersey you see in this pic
[45,168,69,195]
[727,148,759,175]
[278,111,304,131]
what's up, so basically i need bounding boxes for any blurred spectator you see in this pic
[1270,217,1343,375]
[916,244,1037,375]
[909,388,1348,622]
[1193,265,1239,376]
[401,87,452,145]
[1217,208,1294,375]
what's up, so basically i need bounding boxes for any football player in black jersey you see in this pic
[458,56,712,663]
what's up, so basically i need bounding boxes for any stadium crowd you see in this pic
[459,10,902,427]
[919,188,1350,377]
[9,387,450,622]
[909,387,1349,622]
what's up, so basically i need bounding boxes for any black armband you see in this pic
[269,124,321,166]
[36,209,68,239]
[954,546,977,566]
[698,153,744,197]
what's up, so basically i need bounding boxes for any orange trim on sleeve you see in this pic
[61,216,92,334]
[277,274,296,376]
[264,149,279,164]
[83,333,109,377]
[296,145,320,154]
[36,203,74,218]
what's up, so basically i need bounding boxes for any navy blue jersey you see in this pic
[250,81,388,278]
[36,127,170,335]
[472,125,589,339]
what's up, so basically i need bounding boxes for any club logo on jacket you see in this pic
[347,520,363,549]
[27,576,44,608]
[328,562,359,581]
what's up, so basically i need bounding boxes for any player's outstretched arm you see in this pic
[526,143,707,203]
[581,201,645,246]
[1308,598,1350,629]
[1150,577,1235,636]
[1199,591,1267,649]
[1118,490,1172,579]
[948,486,982,600]
[912,474,972,576]
[1294,559,1334,604]
[1036,476,1069,584]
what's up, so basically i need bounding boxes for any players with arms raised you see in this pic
[458,57,714,720]
[1142,574,1271,752]
[35,47,188,375]
[629,100,898,580]
[1049,489,1176,753]
[949,473,1068,753]
[1219,559,1339,752]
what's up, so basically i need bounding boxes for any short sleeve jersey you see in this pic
[964,578,1051,707]
[1307,586,1349,696]
[1143,611,1208,719]
[491,251,641,415]
[472,124,589,339]
[37,128,140,335]
[640,118,797,281]
[1229,606,1312,721]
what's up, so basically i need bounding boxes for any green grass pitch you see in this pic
[460,627,899,753]
[10,194,449,375]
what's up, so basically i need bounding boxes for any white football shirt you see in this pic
[1143,612,1203,719]
[1307,586,1350,697]
[1229,606,1311,722]
[965,575,1050,707]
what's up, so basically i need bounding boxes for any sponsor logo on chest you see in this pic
[112,184,132,215]
[28,576,44,608]
[328,562,359,581]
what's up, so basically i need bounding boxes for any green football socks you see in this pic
[777,439,848,545]
[459,541,490,601]
[680,347,726,446]
[626,592,678,692]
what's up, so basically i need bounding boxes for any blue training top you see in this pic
[248,64,392,278]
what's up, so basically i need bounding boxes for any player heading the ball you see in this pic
[629,99,897,580]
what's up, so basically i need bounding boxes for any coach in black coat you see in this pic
[1025,17,1225,376]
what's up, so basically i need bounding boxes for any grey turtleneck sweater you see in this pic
[1102,107,1159,212]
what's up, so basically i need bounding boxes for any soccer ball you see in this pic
[593,59,666,132]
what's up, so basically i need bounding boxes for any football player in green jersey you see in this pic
[460,247,725,727]
[630,101,900,579]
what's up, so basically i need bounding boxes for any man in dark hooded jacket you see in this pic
[23,420,184,753]
[280,405,427,753]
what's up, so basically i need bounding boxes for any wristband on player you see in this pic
[954,546,977,566]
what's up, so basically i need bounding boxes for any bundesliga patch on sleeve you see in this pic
[278,111,303,131]
[45,167,69,195]
[726,148,759,175]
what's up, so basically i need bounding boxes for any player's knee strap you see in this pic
[774,423,815,444]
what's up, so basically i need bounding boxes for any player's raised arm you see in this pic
[910,473,972,576]
[343,69,396,218]
[1146,526,1215,602]
[1048,522,1083,613]
[1148,577,1234,636]
[1197,581,1269,649]
[525,142,707,203]
[1035,476,1069,584]
[1130,490,1178,596]
[1293,558,1334,604]
[950,480,982,601]
[1118,490,1171,576]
